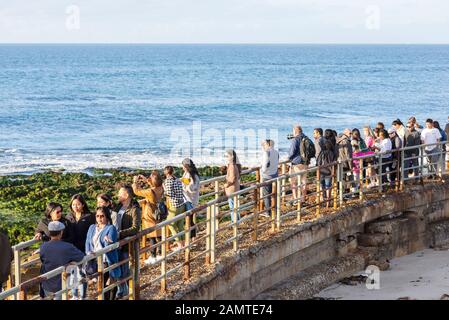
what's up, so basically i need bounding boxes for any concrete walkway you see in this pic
[316,248,449,300]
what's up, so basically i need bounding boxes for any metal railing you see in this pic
[1,142,448,300]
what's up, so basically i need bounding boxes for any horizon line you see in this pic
[1,42,449,46]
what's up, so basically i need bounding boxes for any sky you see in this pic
[0,0,448,43]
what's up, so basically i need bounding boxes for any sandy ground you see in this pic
[316,248,449,300]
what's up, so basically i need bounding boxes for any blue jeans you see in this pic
[228,198,240,223]
[320,176,332,200]
[116,251,129,298]
[262,174,278,213]
[70,267,87,299]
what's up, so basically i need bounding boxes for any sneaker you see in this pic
[70,296,79,300]
[260,212,270,218]
[144,256,157,265]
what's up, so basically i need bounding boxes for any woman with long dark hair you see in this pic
[34,202,73,243]
[224,149,241,223]
[96,193,117,228]
[181,158,201,240]
[66,194,94,300]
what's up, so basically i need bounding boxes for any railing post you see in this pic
[14,248,21,300]
[271,181,277,233]
[252,188,259,241]
[205,206,211,264]
[338,161,344,207]
[233,195,239,252]
[160,226,167,293]
[359,159,364,201]
[316,169,321,218]
[210,204,216,264]
[215,180,220,200]
[332,165,338,210]
[141,235,147,261]
[6,276,12,300]
[184,213,191,280]
[281,163,287,206]
[256,168,263,213]
[128,239,139,300]
[97,255,104,300]
[400,149,405,190]
[378,156,383,193]
[19,287,27,301]
[276,178,281,231]
[61,270,68,300]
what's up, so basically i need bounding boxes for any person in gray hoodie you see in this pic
[260,139,279,215]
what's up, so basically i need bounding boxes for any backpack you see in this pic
[151,191,168,223]
[300,136,316,165]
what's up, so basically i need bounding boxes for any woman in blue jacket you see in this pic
[85,206,121,300]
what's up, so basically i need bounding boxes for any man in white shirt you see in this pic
[373,129,393,186]
[421,118,442,177]
[260,139,279,216]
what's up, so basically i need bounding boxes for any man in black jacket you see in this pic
[404,122,422,181]
[114,184,141,299]
[0,230,13,292]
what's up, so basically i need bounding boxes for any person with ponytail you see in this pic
[224,149,241,223]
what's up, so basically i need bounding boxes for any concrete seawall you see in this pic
[172,180,449,300]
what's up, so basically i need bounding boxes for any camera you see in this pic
[287,134,294,140]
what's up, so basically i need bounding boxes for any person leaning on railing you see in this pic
[34,202,74,244]
[260,140,279,215]
[132,171,164,266]
[316,139,336,208]
[372,129,393,186]
[224,149,242,222]
[39,221,85,300]
[85,206,121,300]
[288,126,309,203]
[0,229,13,293]
[163,166,186,251]
[114,184,141,299]
[181,158,201,240]
[421,119,442,179]
[404,122,422,181]
[336,129,353,195]
[388,128,403,185]
[65,194,94,300]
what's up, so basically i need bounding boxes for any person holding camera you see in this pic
[133,171,165,265]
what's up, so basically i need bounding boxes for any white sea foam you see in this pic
[0,150,290,175]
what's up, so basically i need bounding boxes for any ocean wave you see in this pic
[0,150,289,175]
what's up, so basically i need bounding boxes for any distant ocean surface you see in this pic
[1,44,449,175]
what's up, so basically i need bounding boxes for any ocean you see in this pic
[1,44,448,175]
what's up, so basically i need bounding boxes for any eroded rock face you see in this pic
[174,180,449,300]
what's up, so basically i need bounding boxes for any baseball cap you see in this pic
[48,221,65,232]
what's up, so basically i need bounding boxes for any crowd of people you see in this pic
[284,116,449,208]
[1,115,448,300]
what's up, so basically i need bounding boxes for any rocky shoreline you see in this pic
[0,165,244,245]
